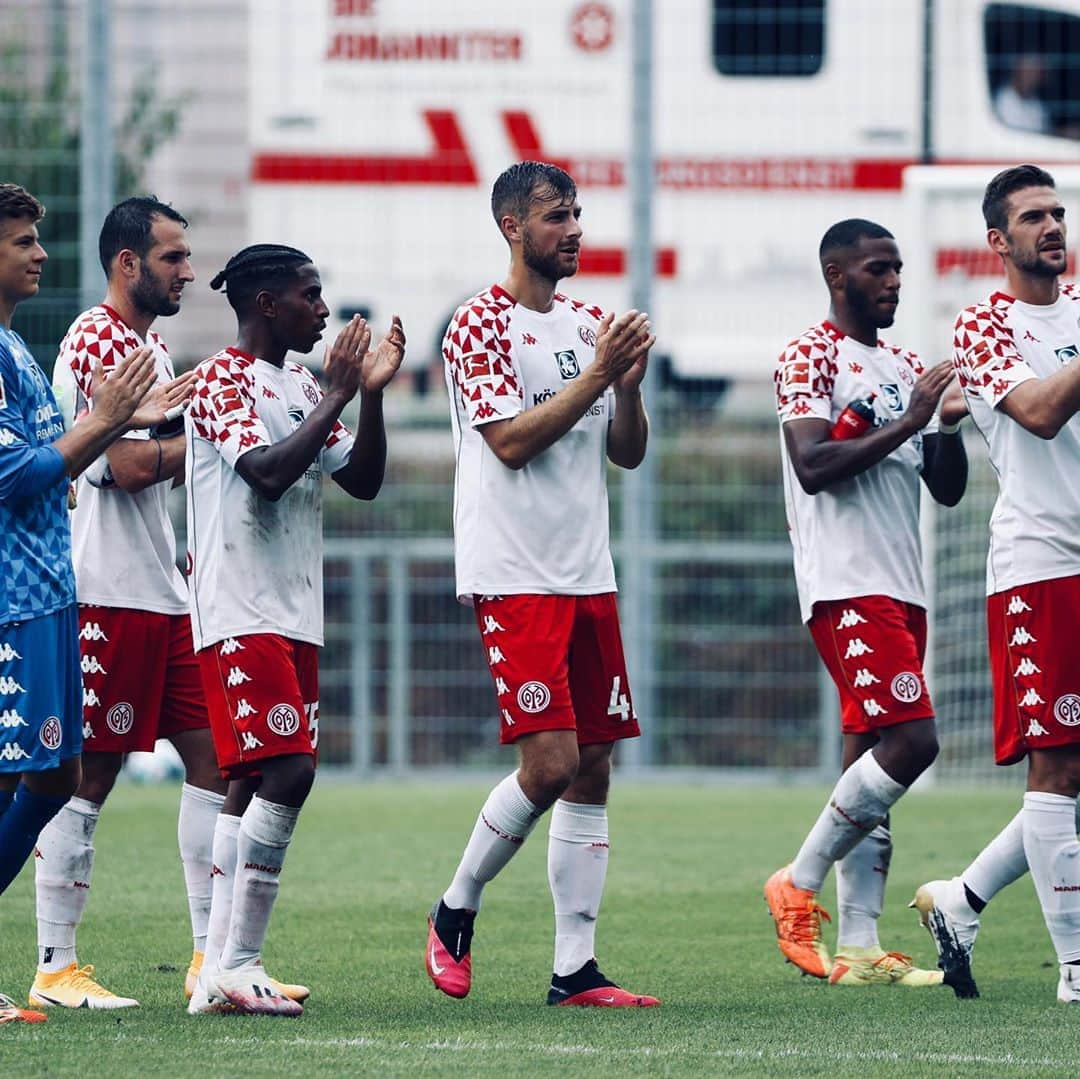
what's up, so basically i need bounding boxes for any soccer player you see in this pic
[28,197,224,1011]
[0,183,173,1018]
[765,219,968,988]
[912,165,1080,1005]
[184,244,404,1016]
[426,161,659,1008]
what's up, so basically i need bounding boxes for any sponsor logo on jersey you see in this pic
[517,680,551,714]
[1025,717,1050,737]
[843,638,873,659]
[0,709,27,728]
[106,702,134,736]
[555,349,580,380]
[0,642,22,661]
[852,668,879,688]
[1010,627,1037,646]
[39,716,62,751]
[83,687,101,707]
[578,325,597,348]
[1053,694,1080,727]
[267,703,301,737]
[890,672,922,703]
[533,388,556,405]
[220,638,244,656]
[463,353,493,383]
[879,383,903,412]
[0,675,26,694]
[0,742,30,762]
[79,622,109,643]
[836,608,867,630]
[0,427,16,447]
[1014,657,1042,676]
[487,645,506,666]
[81,655,107,676]
[235,699,257,719]
[1054,344,1080,365]
[241,730,264,751]
[862,698,889,717]
[1006,595,1032,615]
[227,666,252,688]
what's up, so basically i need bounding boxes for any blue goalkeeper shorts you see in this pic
[0,604,82,772]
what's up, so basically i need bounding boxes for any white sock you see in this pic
[548,800,609,977]
[218,798,299,972]
[202,812,241,980]
[962,810,1028,905]
[178,783,225,954]
[1022,792,1080,964]
[443,772,540,912]
[34,796,101,972]
[836,821,891,949]
[791,750,907,893]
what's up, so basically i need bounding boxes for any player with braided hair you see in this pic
[186,243,404,1016]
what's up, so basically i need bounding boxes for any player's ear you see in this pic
[822,259,844,292]
[987,227,1009,259]
[500,212,522,246]
[254,288,277,319]
[114,247,139,281]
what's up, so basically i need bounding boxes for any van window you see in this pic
[712,1,826,77]
[985,3,1080,138]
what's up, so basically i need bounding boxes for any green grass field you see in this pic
[1,780,1077,1077]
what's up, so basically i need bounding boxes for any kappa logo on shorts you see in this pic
[495,676,509,696]
[83,688,101,708]
[844,638,874,659]
[502,708,514,726]
[0,642,22,662]
[1010,626,1037,646]
[516,681,551,714]
[1007,595,1033,616]
[853,668,880,688]
[836,609,867,630]
[1019,688,1046,708]
[267,703,301,737]
[890,672,922,703]
[863,698,889,717]
[0,675,26,694]
[82,721,93,740]
[1015,657,1042,677]
[1053,694,1080,728]
[1026,717,1050,737]
[81,655,107,676]
[0,708,27,728]
[0,742,29,762]
[39,716,62,751]
[241,730,264,751]
[106,702,134,736]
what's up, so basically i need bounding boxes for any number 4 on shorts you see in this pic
[607,676,632,722]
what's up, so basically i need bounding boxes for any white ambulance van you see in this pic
[249,0,1080,386]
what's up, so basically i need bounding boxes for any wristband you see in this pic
[938,420,961,435]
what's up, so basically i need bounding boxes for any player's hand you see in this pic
[938,377,969,427]
[323,315,371,401]
[130,370,197,431]
[904,360,955,431]
[594,310,655,384]
[88,346,157,431]
[361,315,406,394]
[614,349,649,393]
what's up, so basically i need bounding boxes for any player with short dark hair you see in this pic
[425,161,659,1008]
[0,183,175,1021]
[765,218,967,988]
[30,196,228,1011]
[185,244,404,1016]
[913,165,1080,1004]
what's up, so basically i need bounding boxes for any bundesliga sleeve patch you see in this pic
[463,353,494,384]
[213,387,244,415]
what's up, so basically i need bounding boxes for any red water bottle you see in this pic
[830,392,877,440]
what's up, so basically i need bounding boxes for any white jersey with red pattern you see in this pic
[185,348,354,650]
[52,305,187,615]
[442,284,616,603]
[775,320,937,623]
[953,285,1080,594]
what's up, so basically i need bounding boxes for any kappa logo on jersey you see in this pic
[81,655,107,676]
[238,431,262,450]
[879,383,903,412]
[0,675,26,694]
[474,401,497,421]
[521,332,537,346]
[1015,657,1042,676]
[1054,344,1080,365]
[241,730,264,751]
[891,672,922,703]
[1026,717,1050,737]
[0,427,16,447]
[848,361,863,374]
[79,622,108,643]
[463,354,493,383]
[262,384,280,400]
[863,698,889,717]
[578,325,597,348]
[0,709,27,728]
[1007,595,1033,615]
[488,645,506,665]
[106,702,134,736]
[0,642,21,661]
[83,687,101,708]
[494,676,509,695]
[267,703,301,737]
[852,668,880,688]
[1053,694,1080,728]
[517,681,551,714]
[836,609,867,630]
[235,699,257,720]
[1019,688,1046,708]
[555,349,580,380]
[0,743,30,762]
[1023,329,1040,342]
[226,666,252,687]
[843,638,873,659]
[1010,627,1038,646]
[39,716,62,751]
[220,638,244,656]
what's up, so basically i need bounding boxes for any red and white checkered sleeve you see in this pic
[952,302,1037,410]
[775,330,836,423]
[442,301,522,428]
[188,355,271,469]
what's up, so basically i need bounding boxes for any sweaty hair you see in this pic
[209,243,313,313]
[0,183,44,225]
[491,161,577,228]
[818,219,894,269]
[98,195,188,276]
[982,164,1056,231]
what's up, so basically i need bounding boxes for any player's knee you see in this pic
[259,753,316,807]
[77,753,123,804]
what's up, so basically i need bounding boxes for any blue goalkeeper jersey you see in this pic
[0,324,74,624]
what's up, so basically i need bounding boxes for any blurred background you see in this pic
[3,0,1080,782]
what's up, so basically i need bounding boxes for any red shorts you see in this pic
[197,634,319,779]
[78,606,208,754]
[474,593,641,746]
[808,596,934,735]
[987,575,1080,766]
